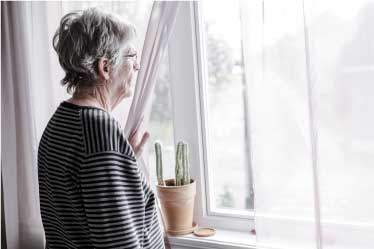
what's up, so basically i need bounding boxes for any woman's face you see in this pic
[110,45,140,107]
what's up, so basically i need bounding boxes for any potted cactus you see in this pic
[155,141,197,236]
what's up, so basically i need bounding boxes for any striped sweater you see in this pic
[38,101,165,249]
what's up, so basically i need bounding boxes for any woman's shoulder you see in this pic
[80,108,135,158]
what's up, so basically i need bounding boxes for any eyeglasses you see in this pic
[124,53,137,61]
[124,53,140,71]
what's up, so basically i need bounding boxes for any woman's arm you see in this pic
[79,151,163,248]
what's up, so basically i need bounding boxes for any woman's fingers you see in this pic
[128,129,150,157]
[128,128,137,142]
[128,119,143,142]
[138,132,150,149]
[135,132,150,156]
[129,126,137,138]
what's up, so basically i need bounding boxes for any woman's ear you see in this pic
[97,57,111,80]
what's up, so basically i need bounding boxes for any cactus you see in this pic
[176,141,191,186]
[155,142,164,186]
[155,140,192,187]
[175,141,184,186]
[182,143,191,185]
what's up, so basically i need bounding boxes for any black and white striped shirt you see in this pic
[38,101,165,249]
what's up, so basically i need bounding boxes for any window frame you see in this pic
[167,1,254,232]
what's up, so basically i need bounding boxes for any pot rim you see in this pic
[156,178,195,189]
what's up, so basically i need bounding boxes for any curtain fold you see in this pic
[1,2,46,249]
[241,0,374,248]
[123,1,180,183]
[305,1,374,248]
[2,2,73,248]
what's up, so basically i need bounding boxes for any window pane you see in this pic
[201,0,253,212]
[147,52,175,189]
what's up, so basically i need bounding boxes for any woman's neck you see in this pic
[68,87,111,112]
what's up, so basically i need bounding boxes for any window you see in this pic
[200,0,254,214]
[61,0,252,232]
[167,1,253,231]
[57,0,374,244]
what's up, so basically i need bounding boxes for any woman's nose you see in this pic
[133,61,140,71]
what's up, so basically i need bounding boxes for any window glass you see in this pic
[201,0,253,212]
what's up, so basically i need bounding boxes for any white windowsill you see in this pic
[168,229,256,249]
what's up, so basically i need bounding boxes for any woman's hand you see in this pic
[128,127,150,158]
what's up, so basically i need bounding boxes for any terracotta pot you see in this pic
[156,178,196,236]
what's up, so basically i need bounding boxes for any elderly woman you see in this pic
[38,8,165,249]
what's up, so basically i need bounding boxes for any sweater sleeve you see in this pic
[79,108,164,248]
[80,151,146,249]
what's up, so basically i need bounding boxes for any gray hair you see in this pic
[53,8,136,94]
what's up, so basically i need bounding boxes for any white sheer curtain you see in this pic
[242,0,374,248]
[1,1,179,248]
[123,1,180,183]
[2,2,65,249]
[306,1,374,248]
